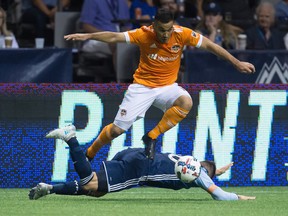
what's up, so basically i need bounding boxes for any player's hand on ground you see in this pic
[238,195,256,200]
[216,162,234,176]
[64,33,90,41]
[235,61,256,74]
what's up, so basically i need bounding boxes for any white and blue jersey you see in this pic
[101,147,211,192]
[101,148,238,200]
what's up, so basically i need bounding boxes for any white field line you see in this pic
[120,190,288,194]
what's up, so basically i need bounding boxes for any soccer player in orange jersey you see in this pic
[64,8,255,160]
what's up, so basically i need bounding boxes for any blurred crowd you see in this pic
[0,0,287,49]
[0,0,287,81]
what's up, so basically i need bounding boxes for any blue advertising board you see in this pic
[0,83,287,188]
[0,48,72,82]
[185,50,288,84]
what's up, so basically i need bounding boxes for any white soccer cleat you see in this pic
[45,124,76,141]
[29,183,52,200]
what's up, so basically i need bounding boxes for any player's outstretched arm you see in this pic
[200,36,255,74]
[208,185,256,201]
[238,195,256,200]
[64,31,126,43]
[64,33,91,41]
[216,162,234,176]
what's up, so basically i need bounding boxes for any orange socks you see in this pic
[148,106,189,139]
[86,106,189,158]
[86,123,113,159]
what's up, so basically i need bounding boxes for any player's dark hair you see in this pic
[200,161,216,179]
[154,8,174,23]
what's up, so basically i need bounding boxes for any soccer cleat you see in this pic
[45,124,76,142]
[142,133,156,160]
[29,183,52,200]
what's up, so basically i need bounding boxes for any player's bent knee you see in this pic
[110,124,125,138]
[174,95,193,111]
[183,96,193,109]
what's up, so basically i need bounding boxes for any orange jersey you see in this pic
[124,25,203,87]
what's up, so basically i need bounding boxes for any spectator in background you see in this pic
[62,0,84,11]
[184,0,198,18]
[275,0,288,19]
[0,7,18,48]
[130,0,157,28]
[154,0,178,17]
[274,0,288,50]
[196,0,259,29]
[245,2,286,50]
[80,0,131,55]
[154,0,193,27]
[196,2,243,49]
[21,0,70,46]
[155,0,197,20]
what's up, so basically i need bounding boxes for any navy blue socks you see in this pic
[67,137,93,185]
[51,181,87,195]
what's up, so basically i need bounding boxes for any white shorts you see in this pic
[114,83,191,131]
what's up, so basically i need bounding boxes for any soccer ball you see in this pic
[175,156,201,183]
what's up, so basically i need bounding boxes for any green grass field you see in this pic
[0,187,287,216]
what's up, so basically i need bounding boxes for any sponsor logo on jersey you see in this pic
[148,54,179,62]
[256,57,288,83]
[171,43,181,53]
[120,109,127,116]
[150,43,157,48]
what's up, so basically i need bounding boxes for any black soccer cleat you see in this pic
[142,133,156,160]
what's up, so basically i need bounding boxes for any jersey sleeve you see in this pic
[210,187,239,201]
[182,27,203,48]
[123,27,146,45]
[194,167,215,190]
[195,168,238,201]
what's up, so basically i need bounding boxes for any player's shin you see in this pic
[52,180,87,195]
[67,137,94,185]
[86,123,114,160]
[148,106,189,139]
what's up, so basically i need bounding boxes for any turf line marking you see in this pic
[121,190,288,194]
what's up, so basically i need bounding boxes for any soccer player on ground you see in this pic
[29,125,256,201]
[64,8,255,160]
